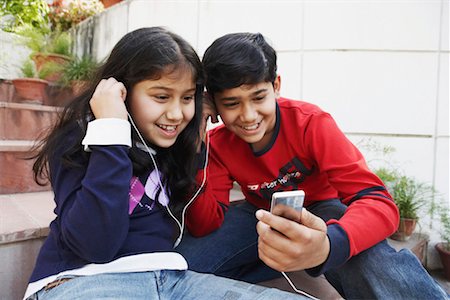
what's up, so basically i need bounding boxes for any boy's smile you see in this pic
[214,77,280,152]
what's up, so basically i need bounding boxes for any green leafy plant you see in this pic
[61,55,97,84]
[375,168,433,220]
[19,59,51,80]
[0,0,50,33]
[440,210,450,251]
[17,26,72,56]
[391,176,428,219]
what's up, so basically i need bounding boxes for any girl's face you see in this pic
[129,68,196,148]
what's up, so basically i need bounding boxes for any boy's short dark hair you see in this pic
[202,32,277,94]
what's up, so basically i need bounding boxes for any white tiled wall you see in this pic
[303,1,442,50]
[197,0,304,54]
[128,0,199,49]
[302,51,439,135]
[437,53,449,136]
[277,51,303,100]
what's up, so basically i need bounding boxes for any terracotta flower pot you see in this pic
[390,218,417,241]
[11,78,49,104]
[101,0,123,8]
[32,53,71,82]
[435,242,450,281]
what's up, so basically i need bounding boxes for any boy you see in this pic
[178,32,447,299]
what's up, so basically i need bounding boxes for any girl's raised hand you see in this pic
[201,93,219,134]
[198,92,219,151]
[90,78,128,120]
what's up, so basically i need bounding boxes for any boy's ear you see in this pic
[274,75,281,98]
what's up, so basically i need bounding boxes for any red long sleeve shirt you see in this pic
[187,98,399,274]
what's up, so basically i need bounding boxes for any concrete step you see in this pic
[0,101,58,194]
[0,191,54,300]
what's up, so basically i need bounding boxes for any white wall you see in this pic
[27,0,450,269]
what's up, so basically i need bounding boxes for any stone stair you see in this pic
[0,79,67,299]
[0,79,71,194]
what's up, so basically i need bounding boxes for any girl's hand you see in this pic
[198,92,219,151]
[255,209,330,272]
[201,92,219,135]
[90,78,128,120]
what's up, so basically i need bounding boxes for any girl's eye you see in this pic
[183,95,194,102]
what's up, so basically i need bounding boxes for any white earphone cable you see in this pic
[128,114,317,298]
[127,112,209,247]
[281,271,320,299]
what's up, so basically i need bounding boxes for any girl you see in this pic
[24,27,305,299]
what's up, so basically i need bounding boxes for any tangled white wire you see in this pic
[127,112,209,248]
[129,114,318,298]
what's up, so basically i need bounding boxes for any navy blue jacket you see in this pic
[29,126,175,282]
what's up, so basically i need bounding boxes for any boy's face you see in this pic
[214,77,280,151]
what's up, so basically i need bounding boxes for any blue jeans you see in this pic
[177,200,449,299]
[30,270,307,299]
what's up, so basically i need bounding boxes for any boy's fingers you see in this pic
[256,209,327,237]
[300,209,327,232]
[256,209,299,239]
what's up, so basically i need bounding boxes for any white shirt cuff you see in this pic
[81,118,132,152]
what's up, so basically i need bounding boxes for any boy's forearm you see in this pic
[185,169,230,236]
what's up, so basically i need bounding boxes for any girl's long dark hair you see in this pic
[32,27,204,214]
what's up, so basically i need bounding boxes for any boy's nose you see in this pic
[240,104,257,122]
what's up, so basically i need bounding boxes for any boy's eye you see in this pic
[254,95,266,101]
[153,95,169,101]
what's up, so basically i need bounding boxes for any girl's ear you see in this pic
[273,75,281,98]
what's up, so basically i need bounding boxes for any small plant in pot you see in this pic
[435,209,450,281]
[375,168,431,241]
[17,26,72,82]
[61,55,97,95]
[11,59,51,104]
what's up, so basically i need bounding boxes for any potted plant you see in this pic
[11,59,50,104]
[17,26,72,82]
[61,55,97,95]
[101,0,123,9]
[375,168,431,241]
[48,0,104,31]
[435,209,450,281]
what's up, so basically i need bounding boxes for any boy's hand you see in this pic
[90,77,128,120]
[255,209,330,272]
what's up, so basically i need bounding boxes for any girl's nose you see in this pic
[166,101,183,121]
